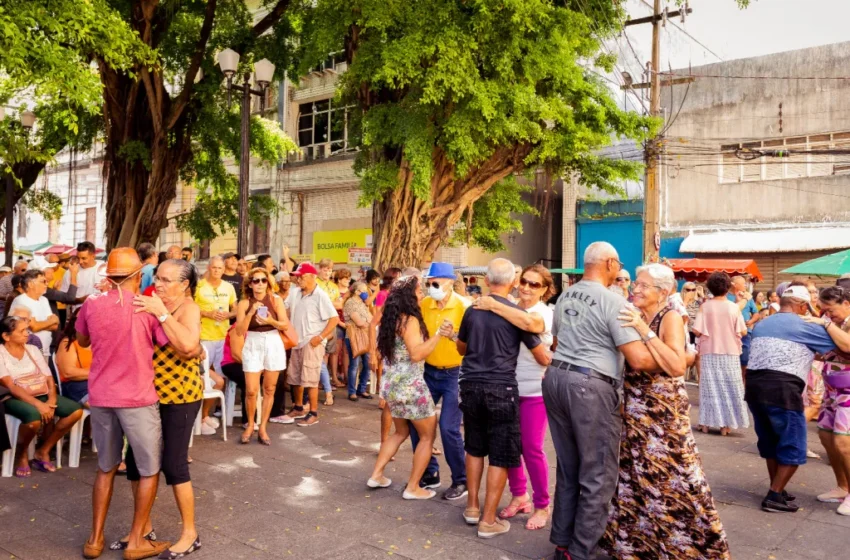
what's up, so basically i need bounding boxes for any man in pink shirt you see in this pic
[77,248,196,560]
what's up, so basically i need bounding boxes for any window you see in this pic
[718,131,850,184]
[297,99,358,159]
[198,239,210,260]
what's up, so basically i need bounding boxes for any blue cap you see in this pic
[425,262,455,280]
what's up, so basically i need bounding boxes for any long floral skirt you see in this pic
[601,371,730,559]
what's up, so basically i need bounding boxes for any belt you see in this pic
[425,364,461,371]
[550,359,616,386]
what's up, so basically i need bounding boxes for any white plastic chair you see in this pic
[2,414,59,476]
[223,375,261,429]
[51,354,92,468]
[194,354,227,441]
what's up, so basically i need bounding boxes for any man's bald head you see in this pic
[583,241,622,287]
[13,260,27,274]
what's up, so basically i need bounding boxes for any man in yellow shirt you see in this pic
[315,258,342,403]
[195,256,237,434]
[410,261,469,501]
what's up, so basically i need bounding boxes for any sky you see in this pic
[626,0,850,68]
[606,0,850,113]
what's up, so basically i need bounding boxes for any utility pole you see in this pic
[644,0,662,263]
[624,1,693,263]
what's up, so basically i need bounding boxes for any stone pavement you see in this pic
[2,386,850,560]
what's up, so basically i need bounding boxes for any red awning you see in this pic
[664,258,764,282]
[37,244,105,256]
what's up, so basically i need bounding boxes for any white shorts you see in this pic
[201,339,226,374]
[242,330,287,373]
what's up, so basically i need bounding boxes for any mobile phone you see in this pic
[257,306,269,319]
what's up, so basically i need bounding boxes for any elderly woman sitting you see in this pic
[0,315,83,477]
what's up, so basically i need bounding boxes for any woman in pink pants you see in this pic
[499,264,555,530]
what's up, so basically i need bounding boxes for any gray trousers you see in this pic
[542,366,622,560]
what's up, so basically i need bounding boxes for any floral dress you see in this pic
[601,307,730,560]
[380,336,435,420]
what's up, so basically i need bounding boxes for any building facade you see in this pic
[659,42,850,288]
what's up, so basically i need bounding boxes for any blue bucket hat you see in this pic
[425,262,456,280]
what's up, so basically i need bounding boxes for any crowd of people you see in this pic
[3,239,850,560]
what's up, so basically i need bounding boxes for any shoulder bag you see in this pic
[347,309,371,358]
[1,346,49,398]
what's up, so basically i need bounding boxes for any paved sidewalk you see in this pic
[1,386,849,559]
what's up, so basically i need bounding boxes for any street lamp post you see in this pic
[218,49,275,257]
[1,108,36,267]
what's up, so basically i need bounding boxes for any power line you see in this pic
[668,165,850,201]
[658,70,850,82]
[638,0,723,62]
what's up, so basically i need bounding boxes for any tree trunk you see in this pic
[371,145,532,270]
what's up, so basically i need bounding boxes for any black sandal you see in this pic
[157,536,201,559]
[357,392,374,400]
[109,530,156,551]
[348,395,358,402]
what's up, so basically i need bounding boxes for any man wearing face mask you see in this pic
[407,262,470,500]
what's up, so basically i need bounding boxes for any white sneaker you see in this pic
[269,415,295,425]
[839,496,850,516]
[817,487,848,503]
[203,417,220,430]
[200,423,216,436]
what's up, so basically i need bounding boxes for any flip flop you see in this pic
[30,459,57,473]
[14,465,31,478]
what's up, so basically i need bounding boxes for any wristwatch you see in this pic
[642,331,657,343]
[157,312,169,324]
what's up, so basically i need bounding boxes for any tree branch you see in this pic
[167,0,217,130]
[251,0,291,38]
[140,68,163,134]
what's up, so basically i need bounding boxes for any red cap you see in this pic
[291,262,318,276]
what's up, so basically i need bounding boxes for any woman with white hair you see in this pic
[602,264,730,559]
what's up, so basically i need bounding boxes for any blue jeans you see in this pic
[320,361,332,393]
[345,338,371,396]
[409,365,467,486]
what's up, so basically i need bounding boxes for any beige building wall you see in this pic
[662,42,850,231]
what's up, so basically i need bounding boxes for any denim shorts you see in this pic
[748,401,807,465]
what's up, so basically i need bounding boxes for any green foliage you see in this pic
[450,176,537,253]
[0,0,149,134]
[302,0,659,253]
[117,141,152,172]
[22,188,63,221]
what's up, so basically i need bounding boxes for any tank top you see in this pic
[59,340,93,383]
[248,293,278,333]
[153,344,204,405]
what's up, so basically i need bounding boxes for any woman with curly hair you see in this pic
[367,275,454,500]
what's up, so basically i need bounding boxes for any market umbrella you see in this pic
[781,249,850,277]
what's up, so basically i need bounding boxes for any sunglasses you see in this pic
[251,277,268,285]
[684,288,696,292]
[429,281,442,289]
[519,277,543,289]
[615,277,629,282]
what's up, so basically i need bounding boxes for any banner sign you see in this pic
[313,229,373,264]
[348,247,372,265]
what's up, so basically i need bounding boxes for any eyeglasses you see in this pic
[251,278,268,285]
[609,258,625,271]
[519,277,543,289]
[633,281,658,291]
[154,276,179,284]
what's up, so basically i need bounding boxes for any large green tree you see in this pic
[97,0,298,248]
[301,0,658,269]
[0,0,143,240]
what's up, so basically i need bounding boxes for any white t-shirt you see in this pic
[9,294,54,355]
[60,264,103,310]
[289,286,337,349]
[515,301,554,397]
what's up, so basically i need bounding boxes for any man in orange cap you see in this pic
[77,248,197,560]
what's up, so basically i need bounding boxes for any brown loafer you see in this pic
[83,540,104,559]
[123,540,171,560]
